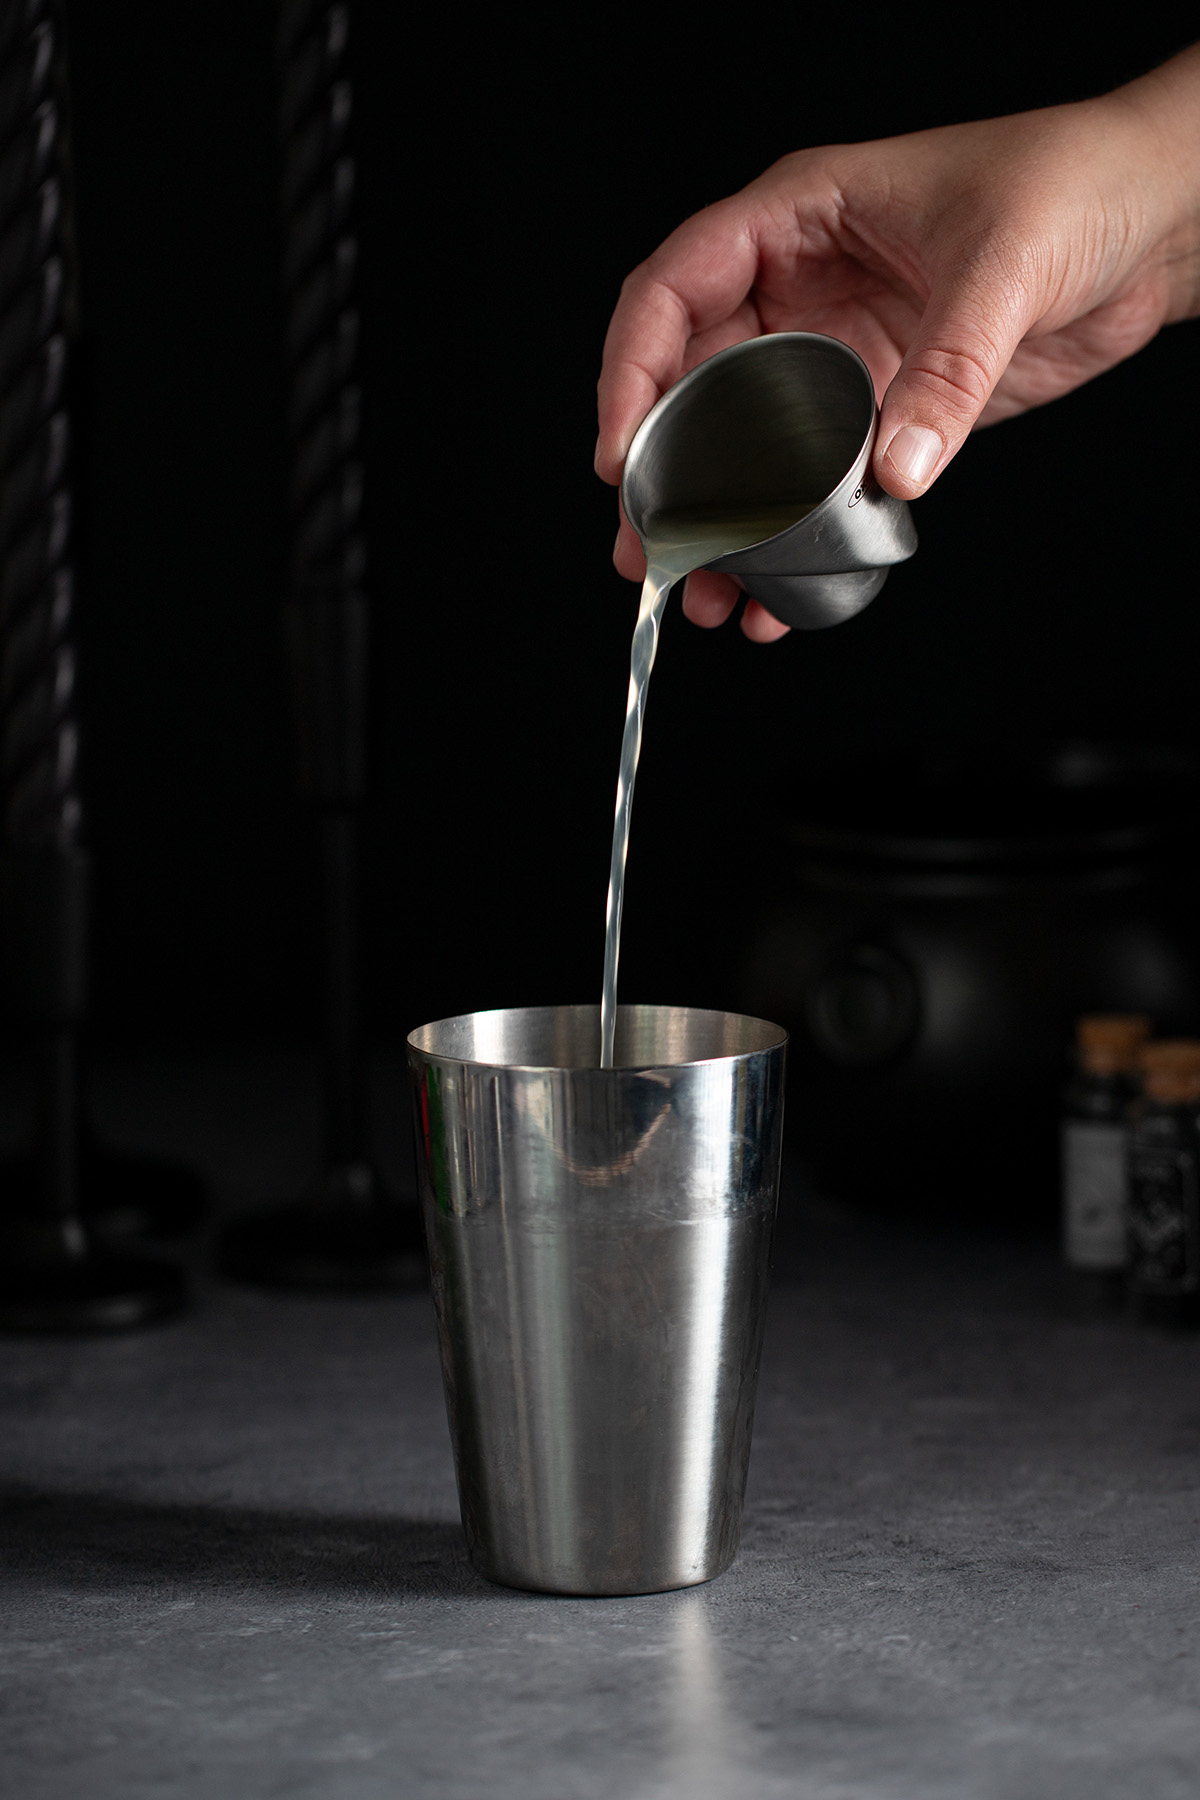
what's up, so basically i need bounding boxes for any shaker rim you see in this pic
[406,1002,788,1072]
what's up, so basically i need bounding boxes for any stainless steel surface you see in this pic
[621,332,917,630]
[407,1002,787,1596]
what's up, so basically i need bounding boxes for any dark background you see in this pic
[58,5,1200,1050]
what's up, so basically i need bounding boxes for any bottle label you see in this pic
[1128,1146,1200,1293]
[1063,1122,1128,1270]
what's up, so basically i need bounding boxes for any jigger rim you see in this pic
[407,1001,788,1073]
[620,329,879,545]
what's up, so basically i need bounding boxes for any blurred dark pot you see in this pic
[739,742,1200,1226]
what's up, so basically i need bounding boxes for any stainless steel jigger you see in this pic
[620,331,917,629]
[407,1003,787,1596]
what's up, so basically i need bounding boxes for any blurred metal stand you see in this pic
[0,0,188,1328]
[218,0,423,1289]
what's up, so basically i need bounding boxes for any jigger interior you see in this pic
[621,331,876,533]
[407,1003,787,1596]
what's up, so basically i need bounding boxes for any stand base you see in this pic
[2,1142,208,1240]
[0,1219,188,1333]
[217,1167,426,1292]
[1061,1267,1127,1315]
[1134,1291,1200,1331]
[82,1140,208,1239]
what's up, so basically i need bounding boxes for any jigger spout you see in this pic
[620,332,917,630]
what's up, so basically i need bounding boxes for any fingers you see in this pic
[612,507,645,582]
[740,600,791,644]
[875,280,1030,499]
[595,197,764,485]
[680,573,791,644]
[680,568,740,628]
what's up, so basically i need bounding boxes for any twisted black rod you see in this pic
[276,0,370,1188]
[0,0,85,1230]
[0,4,188,1327]
[0,0,79,856]
[220,1,424,1286]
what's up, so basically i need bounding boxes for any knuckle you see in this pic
[904,342,998,419]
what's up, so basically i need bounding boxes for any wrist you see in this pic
[1102,43,1200,320]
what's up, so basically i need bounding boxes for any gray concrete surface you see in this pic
[2,1050,1200,1798]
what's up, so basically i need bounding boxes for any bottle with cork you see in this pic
[1127,1038,1200,1329]
[1061,1014,1150,1298]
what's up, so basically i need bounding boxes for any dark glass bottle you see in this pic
[1061,1014,1150,1299]
[1127,1040,1200,1329]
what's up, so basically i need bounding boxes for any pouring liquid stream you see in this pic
[599,501,818,1067]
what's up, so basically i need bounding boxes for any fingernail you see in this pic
[885,424,942,488]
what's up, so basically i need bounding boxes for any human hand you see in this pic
[596,46,1200,641]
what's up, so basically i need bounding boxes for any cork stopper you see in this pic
[1076,1014,1152,1075]
[1137,1038,1200,1105]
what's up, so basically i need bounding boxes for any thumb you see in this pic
[875,287,1025,499]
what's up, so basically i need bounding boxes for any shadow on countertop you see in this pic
[0,1486,479,1600]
